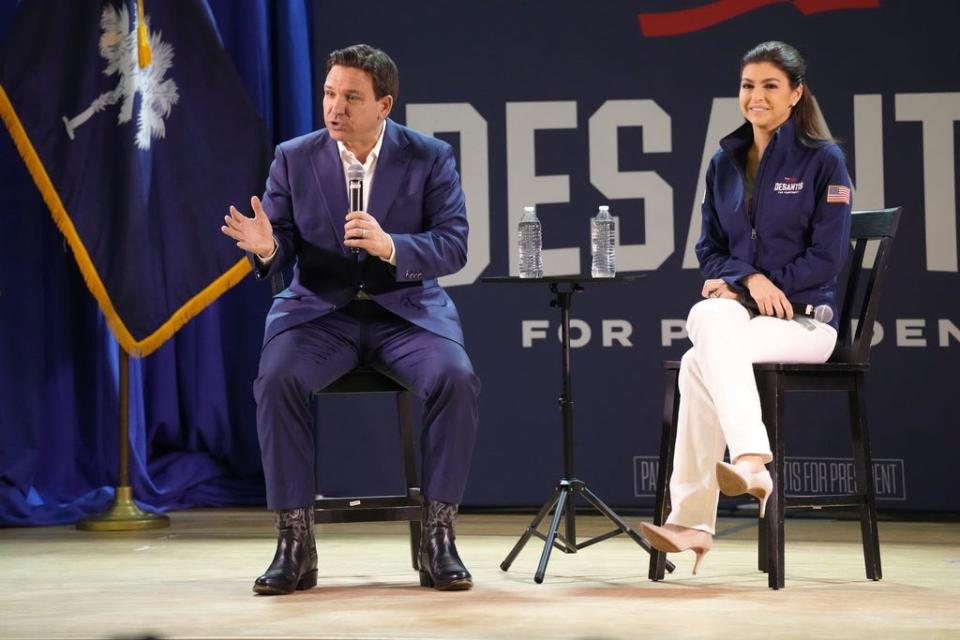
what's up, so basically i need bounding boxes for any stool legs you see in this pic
[850,373,882,580]
[649,367,679,581]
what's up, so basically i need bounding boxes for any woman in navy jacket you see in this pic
[641,41,853,574]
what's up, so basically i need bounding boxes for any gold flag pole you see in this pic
[77,349,169,531]
[77,0,167,532]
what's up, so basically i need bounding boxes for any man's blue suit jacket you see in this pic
[253,119,469,347]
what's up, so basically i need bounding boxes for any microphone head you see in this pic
[346,163,364,182]
[813,304,834,324]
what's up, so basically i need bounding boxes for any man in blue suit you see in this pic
[222,44,480,595]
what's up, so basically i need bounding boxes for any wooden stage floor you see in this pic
[1,509,958,639]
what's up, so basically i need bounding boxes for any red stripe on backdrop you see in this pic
[637,0,880,38]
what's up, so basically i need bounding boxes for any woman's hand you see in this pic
[701,279,738,300]
[742,273,793,319]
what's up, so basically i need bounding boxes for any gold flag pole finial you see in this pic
[136,0,152,68]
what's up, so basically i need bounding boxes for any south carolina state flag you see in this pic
[0,0,269,356]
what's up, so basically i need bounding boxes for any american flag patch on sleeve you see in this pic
[826,184,851,204]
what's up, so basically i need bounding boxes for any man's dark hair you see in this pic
[326,44,399,101]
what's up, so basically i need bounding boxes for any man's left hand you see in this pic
[344,211,392,259]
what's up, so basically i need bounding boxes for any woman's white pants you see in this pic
[666,299,837,534]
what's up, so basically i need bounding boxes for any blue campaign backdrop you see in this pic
[2,0,958,524]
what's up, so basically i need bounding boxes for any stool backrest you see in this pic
[831,207,902,364]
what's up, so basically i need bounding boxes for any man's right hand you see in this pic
[221,195,275,258]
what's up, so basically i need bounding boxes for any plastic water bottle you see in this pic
[591,205,616,278]
[518,205,543,278]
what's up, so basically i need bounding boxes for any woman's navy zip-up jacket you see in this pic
[696,118,852,329]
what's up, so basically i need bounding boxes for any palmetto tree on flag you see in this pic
[62,4,178,150]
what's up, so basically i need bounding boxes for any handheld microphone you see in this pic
[346,163,364,254]
[737,294,834,324]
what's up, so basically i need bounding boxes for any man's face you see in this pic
[322,65,393,148]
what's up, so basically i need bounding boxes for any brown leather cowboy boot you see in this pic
[253,507,318,595]
[418,499,472,590]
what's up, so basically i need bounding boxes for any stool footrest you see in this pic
[785,495,864,509]
[314,494,423,524]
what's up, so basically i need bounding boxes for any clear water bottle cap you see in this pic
[598,205,610,212]
[524,206,535,213]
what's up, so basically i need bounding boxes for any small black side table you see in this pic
[482,274,675,582]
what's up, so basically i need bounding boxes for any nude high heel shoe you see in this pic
[716,461,773,518]
[640,522,713,575]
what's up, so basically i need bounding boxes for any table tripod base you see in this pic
[500,479,676,583]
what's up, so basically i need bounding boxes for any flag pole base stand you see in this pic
[77,486,170,531]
